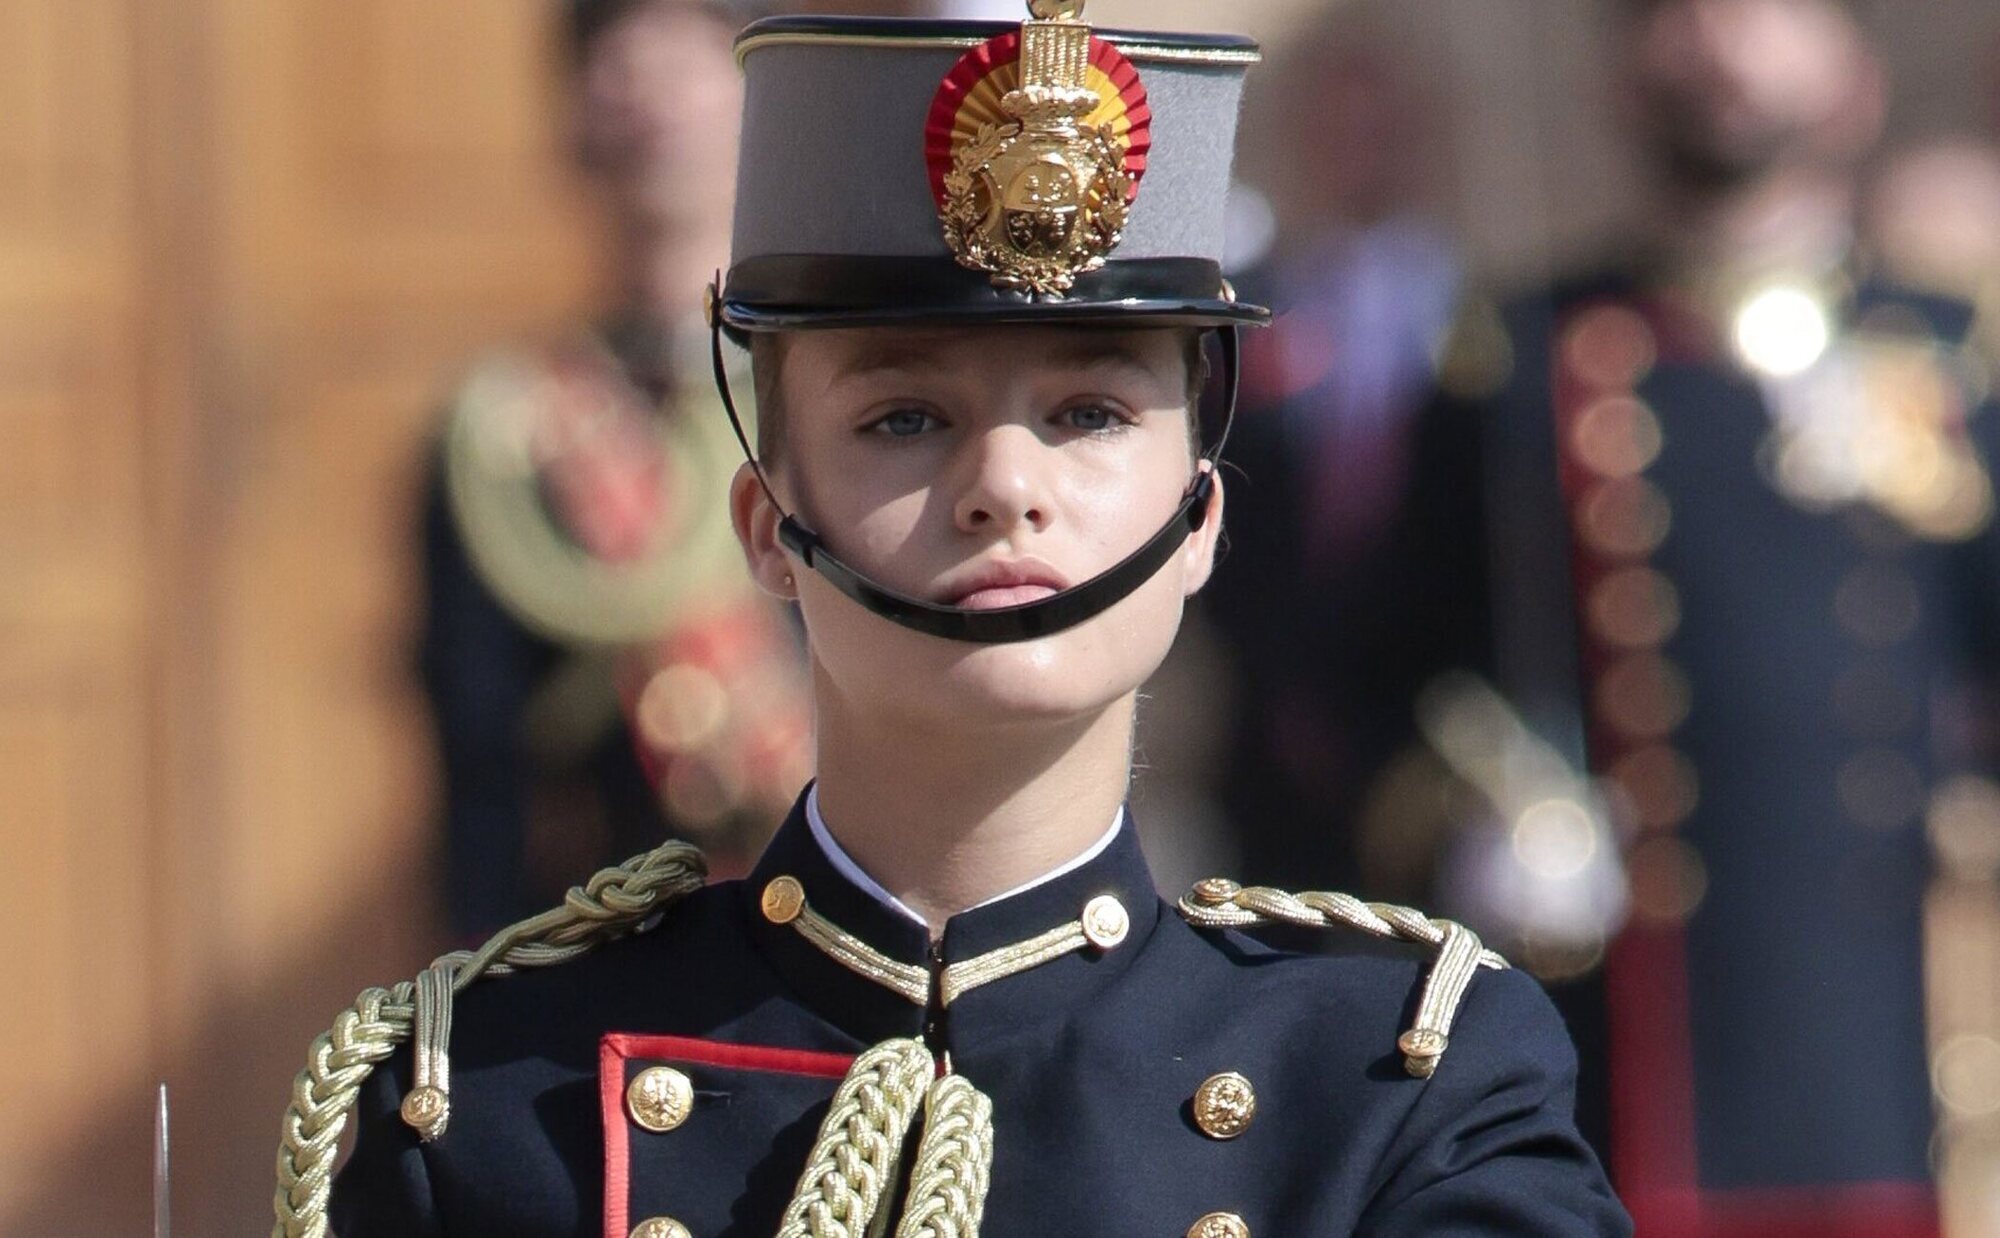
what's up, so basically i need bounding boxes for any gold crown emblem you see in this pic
[931,1,1147,297]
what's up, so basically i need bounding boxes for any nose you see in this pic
[952,425,1055,536]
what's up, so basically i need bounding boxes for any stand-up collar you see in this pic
[742,791,1163,1051]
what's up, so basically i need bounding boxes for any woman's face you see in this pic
[733,325,1222,731]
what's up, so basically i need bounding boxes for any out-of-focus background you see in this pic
[7,0,2000,1234]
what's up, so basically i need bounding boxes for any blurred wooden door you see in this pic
[0,1,599,1232]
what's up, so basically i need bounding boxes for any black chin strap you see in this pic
[709,289,1240,645]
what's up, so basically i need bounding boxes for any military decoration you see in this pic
[926,1,1150,296]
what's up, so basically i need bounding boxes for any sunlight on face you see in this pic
[752,325,1220,731]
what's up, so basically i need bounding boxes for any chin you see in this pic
[930,639,1138,723]
[807,604,1176,730]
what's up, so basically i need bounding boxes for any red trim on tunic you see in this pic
[600,1034,857,1238]
[1549,301,1705,1211]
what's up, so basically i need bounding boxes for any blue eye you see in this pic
[1063,404,1123,432]
[872,408,938,438]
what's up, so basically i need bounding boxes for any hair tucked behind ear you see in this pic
[749,333,789,466]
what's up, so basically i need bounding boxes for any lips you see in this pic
[939,559,1070,611]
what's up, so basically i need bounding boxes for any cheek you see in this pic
[1064,438,1193,555]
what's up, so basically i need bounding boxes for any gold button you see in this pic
[1586,565,1681,649]
[1562,304,1658,391]
[627,1066,694,1133]
[1192,1071,1256,1139]
[1398,1028,1449,1067]
[1577,476,1672,559]
[1627,836,1709,924]
[1191,877,1241,906]
[1608,744,1700,832]
[631,1219,692,1238]
[399,1085,446,1130]
[761,875,805,925]
[1594,654,1692,740]
[1569,396,1664,479]
[1081,894,1129,948]
[1187,1212,1250,1238]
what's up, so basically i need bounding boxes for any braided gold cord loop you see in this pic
[1178,880,1508,1078]
[272,842,708,1238]
[894,1074,995,1238]
[274,985,415,1238]
[777,1039,936,1238]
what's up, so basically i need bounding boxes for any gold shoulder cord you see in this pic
[272,842,708,1238]
[1177,880,1510,1079]
[274,843,996,1238]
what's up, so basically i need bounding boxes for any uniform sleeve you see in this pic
[1355,967,1631,1238]
[326,1054,441,1237]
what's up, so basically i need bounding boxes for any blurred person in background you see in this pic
[420,0,810,939]
[1345,0,2000,1231]
[1204,8,1464,894]
[1867,136,2000,360]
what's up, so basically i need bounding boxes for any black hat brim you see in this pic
[719,254,1270,334]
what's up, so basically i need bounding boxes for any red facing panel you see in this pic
[600,1034,857,1238]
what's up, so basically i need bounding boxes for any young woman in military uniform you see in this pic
[275,3,1629,1234]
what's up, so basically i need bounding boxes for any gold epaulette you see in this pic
[1176,879,1509,1079]
[272,843,708,1238]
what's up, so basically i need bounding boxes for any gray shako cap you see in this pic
[721,14,1268,332]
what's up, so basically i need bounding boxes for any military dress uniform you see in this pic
[275,7,1628,1236]
[323,792,1625,1237]
[1359,262,2000,1235]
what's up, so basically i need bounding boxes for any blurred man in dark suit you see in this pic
[1347,1,2000,1232]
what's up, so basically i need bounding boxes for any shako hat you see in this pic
[717,0,1267,332]
[708,0,1266,646]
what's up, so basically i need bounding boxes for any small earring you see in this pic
[783,572,795,589]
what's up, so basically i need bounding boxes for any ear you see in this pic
[1180,460,1225,597]
[731,462,798,601]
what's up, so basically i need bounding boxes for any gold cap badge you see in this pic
[927,0,1150,297]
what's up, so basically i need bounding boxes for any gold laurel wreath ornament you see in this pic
[940,1,1135,296]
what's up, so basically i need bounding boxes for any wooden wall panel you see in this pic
[0,0,155,1221]
[0,0,598,1230]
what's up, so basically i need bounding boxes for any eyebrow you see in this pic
[1037,336,1160,376]
[830,338,947,383]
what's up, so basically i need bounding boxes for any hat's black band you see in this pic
[708,292,1240,645]
[721,255,1267,331]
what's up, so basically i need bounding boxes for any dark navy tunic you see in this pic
[331,799,1629,1236]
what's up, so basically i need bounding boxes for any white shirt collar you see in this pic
[804,782,1126,929]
